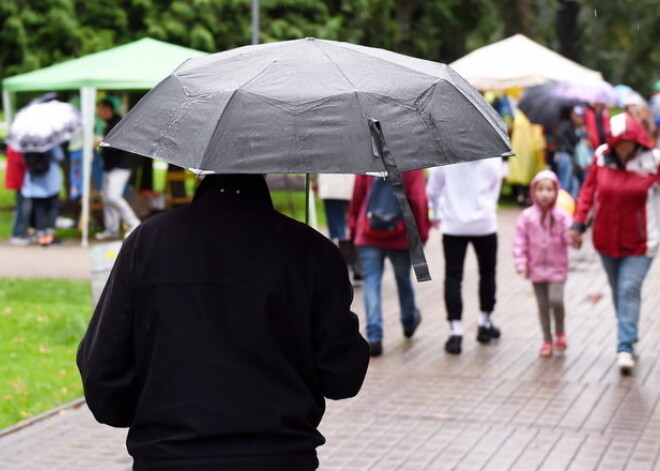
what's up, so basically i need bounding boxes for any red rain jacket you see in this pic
[348,170,430,250]
[4,146,26,191]
[574,113,660,258]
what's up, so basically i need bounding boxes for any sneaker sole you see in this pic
[619,364,634,375]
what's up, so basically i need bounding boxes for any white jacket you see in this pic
[317,173,355,201]
[426,158,503,236]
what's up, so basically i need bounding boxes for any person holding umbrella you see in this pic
[78,173,370,470]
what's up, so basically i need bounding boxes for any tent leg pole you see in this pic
[80,86,97,248]
[2,91,14,128]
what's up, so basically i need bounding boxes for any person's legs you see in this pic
[599,254,620,312]
[358,245,386,343]
[101,171,120,235]
[472,233,498,315]
[615,256,653,354]
[387,248,420,336]
[10,192,32,243]
[45,194,59,237]
[547,281,566,335]
[105,168,141,232]
[32,197,49,241]
[443,234,469,322]
[554,152,574,195]
[532,282,552,342]
[323,199,348,240]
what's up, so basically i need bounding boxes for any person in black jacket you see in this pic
[77,173,370,471]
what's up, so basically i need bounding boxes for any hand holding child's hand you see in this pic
[569,229,583,249]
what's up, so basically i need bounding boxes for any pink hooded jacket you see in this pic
[513,170,573,282]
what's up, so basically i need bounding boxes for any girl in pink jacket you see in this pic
[513,170,573,357]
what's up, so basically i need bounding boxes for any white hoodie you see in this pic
[426,158,503,236]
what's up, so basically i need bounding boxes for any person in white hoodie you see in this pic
[427,158,504,354]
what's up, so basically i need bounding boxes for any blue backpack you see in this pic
[364,177,405,238]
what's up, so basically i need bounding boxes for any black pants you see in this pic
[32,194,59,235]
[443,233,497,321]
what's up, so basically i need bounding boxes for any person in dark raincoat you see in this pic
[77,173,370,471]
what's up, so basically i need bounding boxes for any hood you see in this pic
[606,113,655,149]
[529,169,560,208]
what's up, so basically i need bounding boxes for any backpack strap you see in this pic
[369,119,431,282]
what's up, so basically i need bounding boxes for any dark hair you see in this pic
[97,98,115,110]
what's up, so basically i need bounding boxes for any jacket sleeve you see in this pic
[573,156,598,230]
[77,239,138,427]
[347,175,368,241]
[406,170,431,244]
[512,213,529,274]
[313,245,369,400]
[426,167,445,222]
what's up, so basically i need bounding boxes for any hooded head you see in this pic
[530,169,560,210]
[606,113,655,150]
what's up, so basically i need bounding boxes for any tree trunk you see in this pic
[556,0,581,62]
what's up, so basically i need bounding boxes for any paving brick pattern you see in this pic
[1,208,659,470]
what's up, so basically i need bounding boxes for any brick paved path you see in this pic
[2,208,660,470]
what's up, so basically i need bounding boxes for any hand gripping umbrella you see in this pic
[103,37,513,281]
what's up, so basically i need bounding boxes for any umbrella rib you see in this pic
[311,41,358,91]
[197,89,240,171]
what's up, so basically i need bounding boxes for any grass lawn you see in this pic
[0,278,92,430]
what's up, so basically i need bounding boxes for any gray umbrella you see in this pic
[103,37,513,281]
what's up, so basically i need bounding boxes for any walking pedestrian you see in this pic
[427,158,504,355]
[316,173,362,281]
[94,98,141,240]
[348,171,430,357]
[570,113,660,375]
[78,173,369,471]
[4,145,32,245]
[553,105,589,199]
[21,146,64,246]
[513,170,572,357]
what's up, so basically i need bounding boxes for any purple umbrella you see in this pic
[550,80,617,105]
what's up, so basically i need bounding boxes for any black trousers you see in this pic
[442,233,497,321]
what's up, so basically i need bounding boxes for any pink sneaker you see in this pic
[555,333,568,351]
[539,341,553,357]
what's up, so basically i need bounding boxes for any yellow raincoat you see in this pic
[506,111,547,186]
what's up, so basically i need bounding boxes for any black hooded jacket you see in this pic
[77,174,369,470]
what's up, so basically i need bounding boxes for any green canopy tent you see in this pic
[2,37,207,246]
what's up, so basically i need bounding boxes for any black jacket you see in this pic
[77,174,369,470]
[101,114,132,171]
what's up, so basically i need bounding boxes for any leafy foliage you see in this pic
[0,1,658,94]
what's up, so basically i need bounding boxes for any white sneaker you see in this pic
[95,231,119,241]
[9,237,31,246]
[617,351,635,375]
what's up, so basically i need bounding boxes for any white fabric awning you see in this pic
[450,34,602,90]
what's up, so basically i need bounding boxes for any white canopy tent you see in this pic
[449,34,602,90]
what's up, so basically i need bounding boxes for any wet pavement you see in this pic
[1,207,660,470]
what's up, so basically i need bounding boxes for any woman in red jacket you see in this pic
[570,113,660,375]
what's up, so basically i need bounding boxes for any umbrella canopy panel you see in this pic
[449,34,602,91]
[104,38,512,175]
